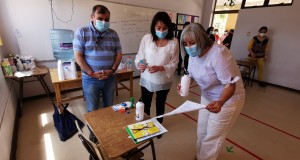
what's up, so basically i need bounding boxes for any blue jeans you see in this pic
[82,73,115,112]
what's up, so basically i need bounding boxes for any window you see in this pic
[212,0,242,39]
[244,0,264,7]
[268,0,293,5]
[242,0,293,8]
[215,0,243,11]
[212,0,294,36]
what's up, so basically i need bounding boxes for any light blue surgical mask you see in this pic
[155,30,168,39]
[95,20,110,32]
[185,45,201,57]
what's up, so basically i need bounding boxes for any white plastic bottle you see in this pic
[15,56,24,71]
[135,100,144,121]
[126,56,132,71]
[57,60,65,81]
[180,75,191,97]
[70,60,77,79]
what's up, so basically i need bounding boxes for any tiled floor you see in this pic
[16,75,300,160]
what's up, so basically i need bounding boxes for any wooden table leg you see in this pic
[53,84,63,113]
[19,78,23,117]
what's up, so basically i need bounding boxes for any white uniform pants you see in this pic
[196,97,244,160]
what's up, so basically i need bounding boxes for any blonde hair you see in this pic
[180,23,212,58]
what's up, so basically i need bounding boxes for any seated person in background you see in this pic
[222,29,234,49]
[247,26,270,87]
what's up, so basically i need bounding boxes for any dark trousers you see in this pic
[184,54,189,71]
[177,53,189,74]
[177,53,183,74]
[141,86,170,123]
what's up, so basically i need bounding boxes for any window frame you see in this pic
[241,0,294,9]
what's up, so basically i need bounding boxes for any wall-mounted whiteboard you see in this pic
[8,0,176,61]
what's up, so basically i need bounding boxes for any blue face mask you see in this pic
[95,20,110,32]
[155,30,168,39]
[185,45,201,57]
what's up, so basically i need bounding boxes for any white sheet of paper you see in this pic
[153,100,206,119]
[14,71,33,77]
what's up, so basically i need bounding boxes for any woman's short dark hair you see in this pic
[92,5,110,16]
[151,12,174,41]
[259,26,268,32]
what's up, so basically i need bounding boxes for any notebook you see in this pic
[125,118,167,144]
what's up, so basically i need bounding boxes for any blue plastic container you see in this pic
[49,29,74,61]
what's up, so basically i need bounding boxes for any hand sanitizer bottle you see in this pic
[180,74,191,97]
[135,99,144,121]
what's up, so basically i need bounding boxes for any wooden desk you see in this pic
[236,60,256,87]
[49,69,83,104]
[5,67,51,116]
[49,69,134,104]
[84,107,156,159]
[115,69,134,97]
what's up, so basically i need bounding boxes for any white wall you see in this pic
[0,0,18,159]
[100,0,204,17]
[201,0,215,29]
[0,83,17,160]
[3,0,205,61]
[0,54,17,160]
[231,1,300,90]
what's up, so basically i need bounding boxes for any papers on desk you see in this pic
[126,118,167,144]
[153,100,206,119]
[14,70,33,77]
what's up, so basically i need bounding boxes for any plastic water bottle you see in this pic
[126,56,132,71]
[57,60,65,80]
[135,99,144,121]
[180,75,191,97]
[15,56,24,71]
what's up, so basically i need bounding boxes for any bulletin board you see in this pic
[176,13,200,30]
